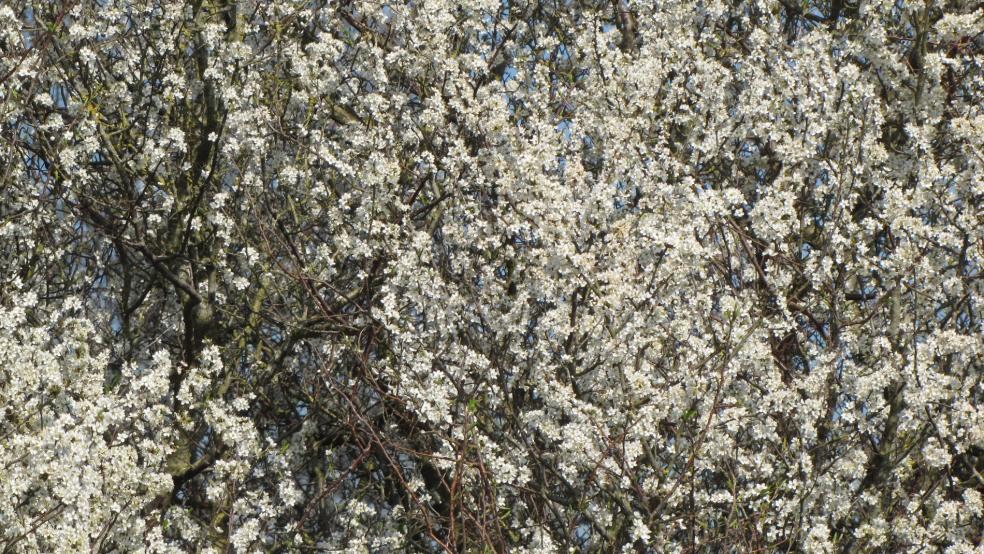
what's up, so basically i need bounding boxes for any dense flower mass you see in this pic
[1,0,983,551]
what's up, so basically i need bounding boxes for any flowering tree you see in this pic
[1,0,983,551]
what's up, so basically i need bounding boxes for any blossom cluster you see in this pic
[1,0,982,551]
